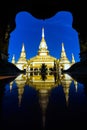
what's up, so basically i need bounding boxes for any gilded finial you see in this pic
[42,27,45,38]
[12,54,15,64]
[72,53,75,64]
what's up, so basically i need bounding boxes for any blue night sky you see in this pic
[8,11,80,62]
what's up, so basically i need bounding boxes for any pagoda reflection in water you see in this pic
[9,72,78,128]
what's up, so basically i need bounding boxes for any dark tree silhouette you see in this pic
[40,63,47,74]
[40,63,47,81]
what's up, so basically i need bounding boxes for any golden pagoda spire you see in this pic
[71,53,75,64]
[16,43,27,70]
[39,27,48,50]
[59,42,70,68]
[17,43,27,63]
[20,43,26,58]
[42,27,45,38]
[38,28,49,56]
[60,42,70,63]
[12,54,15,64]
[61,42,67,58]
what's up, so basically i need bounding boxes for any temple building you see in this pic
[11,27,75,73]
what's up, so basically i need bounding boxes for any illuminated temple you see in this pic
[11,27,75,73]
[10,28,77,127]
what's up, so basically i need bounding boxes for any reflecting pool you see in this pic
[0,73,87,130]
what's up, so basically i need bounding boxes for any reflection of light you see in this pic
[74,80,78,92]
[61,74,73,106]
[9,72,77,127]
[9,81,13,92]
[38,89,49,128]
[15,74,26,107]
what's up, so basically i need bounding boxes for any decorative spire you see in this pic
[12,54,15,64]
[38,27,49,56]
[71,53,75,64]
[61,42,67,58]
[59,43,70,68]
[42,27,45,38]
[39,27,48,50]
[16,43,27,69]
[20,43,26,58]
[62,42,65,51]
[22,43,25,52]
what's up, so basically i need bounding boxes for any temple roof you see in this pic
[28,27,56,63]
[29,55,56,62]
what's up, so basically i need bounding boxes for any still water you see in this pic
[0,73,87,130]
